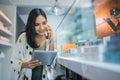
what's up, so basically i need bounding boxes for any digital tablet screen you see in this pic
[32,50,57,65]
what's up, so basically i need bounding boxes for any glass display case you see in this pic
[54,0,120,65]
[55,0,96,47]
[55,1,120,79]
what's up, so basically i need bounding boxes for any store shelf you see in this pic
[0,5,15,80]
[0,10,12,26]
[57,57,120,80]
[0,40,12,47]
[0,26,12,36]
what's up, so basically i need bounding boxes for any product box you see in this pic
[77,45,105,61]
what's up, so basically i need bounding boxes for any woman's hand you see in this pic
[45,23,52,31]
[45,24,52,39]
[22,60,41,69]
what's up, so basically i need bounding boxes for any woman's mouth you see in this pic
[36,30,45,35]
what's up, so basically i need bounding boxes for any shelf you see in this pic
[0,26,13,36]
[0,40,12,47]
[57,57,120,80]
[0,5,16,80]
[0,10,12,26]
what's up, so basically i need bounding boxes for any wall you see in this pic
[16,14,25,41]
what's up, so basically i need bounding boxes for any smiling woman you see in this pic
[11,8,55,80]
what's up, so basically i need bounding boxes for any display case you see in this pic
[55,0,120,80]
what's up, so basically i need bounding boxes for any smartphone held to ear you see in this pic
[45,23,52,39]
[45,30,51,39]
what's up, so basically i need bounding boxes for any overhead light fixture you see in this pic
[51,0,65,15]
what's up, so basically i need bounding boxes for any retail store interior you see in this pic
[0,0,120,80]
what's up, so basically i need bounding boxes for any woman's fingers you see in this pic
[21,60,42,69]
[30,60,39,63]
[45,23,52,31]
[28,60,42,69]
[30,60,41,65]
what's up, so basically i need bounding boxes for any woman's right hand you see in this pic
[22,60,41,69]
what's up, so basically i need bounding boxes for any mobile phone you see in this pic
[45,30,51,39]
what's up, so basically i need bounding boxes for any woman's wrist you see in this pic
[21,62,28,68]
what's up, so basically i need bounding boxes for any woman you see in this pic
[11,8,55,80]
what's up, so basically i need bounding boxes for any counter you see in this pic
[57,57,120,80]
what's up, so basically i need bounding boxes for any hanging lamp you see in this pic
[51,0,65,15]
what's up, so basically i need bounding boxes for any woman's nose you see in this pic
[40,25,44,30]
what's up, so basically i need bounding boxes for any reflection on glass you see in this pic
[55,0,96,46]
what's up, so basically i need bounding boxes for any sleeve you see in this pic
[42,56,57,80]
[11,33,26,73]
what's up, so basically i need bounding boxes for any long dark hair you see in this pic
[25,8,47,48]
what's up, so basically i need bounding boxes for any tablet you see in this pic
[32,50,57,65]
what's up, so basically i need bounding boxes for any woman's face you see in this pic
[35,15,47,36]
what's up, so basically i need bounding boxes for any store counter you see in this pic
[57,57,120,80]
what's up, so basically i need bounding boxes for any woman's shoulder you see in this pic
[19,32,26,38]
[17,32,27,43]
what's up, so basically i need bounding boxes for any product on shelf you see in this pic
[0,21,4,27]
[0,36,10,42]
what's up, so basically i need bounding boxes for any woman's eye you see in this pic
[35,21,47,26]
[35,23,40,26]
[42,21,47,25]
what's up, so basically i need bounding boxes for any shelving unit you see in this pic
[0,40,12,47]
[58,57,120,80]
[0,10,13,48]
[0,4,16,80]
[0,8,13,80]
[0,26,13,36]
[0,10,12,26]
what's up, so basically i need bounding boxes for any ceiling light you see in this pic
[51,0,65,15]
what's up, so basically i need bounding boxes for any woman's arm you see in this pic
[11,33,26,72]
[11,33,41,71]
